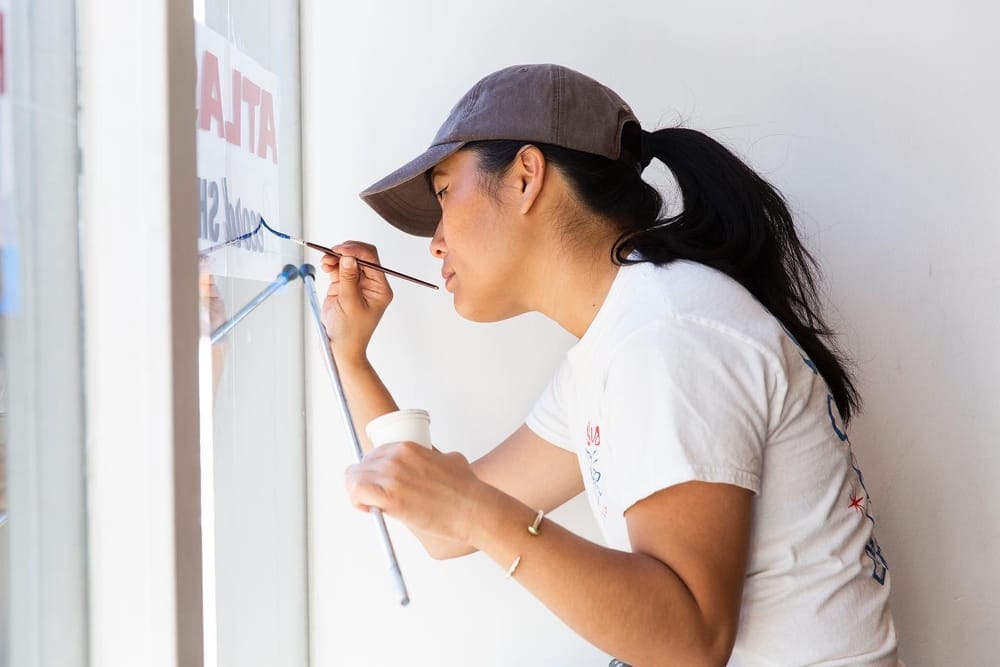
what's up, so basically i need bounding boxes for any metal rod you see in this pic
[299,263,411,606]
[210,264,299,345]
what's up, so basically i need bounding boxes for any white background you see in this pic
[301,2,999,665]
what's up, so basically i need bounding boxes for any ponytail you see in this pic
[466,125,861,423]
[616,127,860,423]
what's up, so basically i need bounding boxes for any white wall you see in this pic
[301,2,1000,665]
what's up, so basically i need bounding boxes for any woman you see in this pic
[322,64,899,666]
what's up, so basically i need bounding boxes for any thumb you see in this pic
[337,255,362,310]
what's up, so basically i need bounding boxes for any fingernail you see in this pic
[342,256,356,269]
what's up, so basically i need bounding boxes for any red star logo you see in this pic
[848,489,865,513]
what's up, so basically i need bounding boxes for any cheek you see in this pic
[445,198,499,258]
[442,188,518,289]
[451,250,521,322]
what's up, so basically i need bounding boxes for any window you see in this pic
[195,2,309,665]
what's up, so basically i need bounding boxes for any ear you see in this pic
[513,145,546,215]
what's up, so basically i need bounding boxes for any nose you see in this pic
[429,219,446,258]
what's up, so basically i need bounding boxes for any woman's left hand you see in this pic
[344,442,490,544]
[199,268,227,395]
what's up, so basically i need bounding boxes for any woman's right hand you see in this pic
[320,241,394,364]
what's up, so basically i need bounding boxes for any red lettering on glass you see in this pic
[196,47,278,164]
[224,68,242,146]
[257,90,277,164]
[241,77,261,154]
[197,50,225,137]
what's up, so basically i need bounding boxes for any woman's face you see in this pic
[428,149,531,322]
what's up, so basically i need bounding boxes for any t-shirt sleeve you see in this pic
[524,357,574,451]
[604,318,777,514]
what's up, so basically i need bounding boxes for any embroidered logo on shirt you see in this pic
[585,422,608,519]
[783,326,889,586]
[848,487,865,514]
[848,450,889,585]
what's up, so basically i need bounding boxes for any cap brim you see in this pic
[359,141,465,237]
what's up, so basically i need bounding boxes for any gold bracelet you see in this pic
[528,509,545,536]
[504,509,545,579]
[505,555,521,578]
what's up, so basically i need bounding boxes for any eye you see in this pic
[435,186,449,201]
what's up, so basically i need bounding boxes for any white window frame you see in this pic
[77,0,203,665]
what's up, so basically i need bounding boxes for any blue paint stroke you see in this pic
[199,216,296,258]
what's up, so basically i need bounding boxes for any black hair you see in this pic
[464,123,861,423]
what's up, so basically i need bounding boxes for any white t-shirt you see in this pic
[526,259,899,666]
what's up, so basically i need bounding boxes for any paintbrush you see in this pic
[260,217,439,290]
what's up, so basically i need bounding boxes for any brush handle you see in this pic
[258,217,437,290]
[303,241,439,290]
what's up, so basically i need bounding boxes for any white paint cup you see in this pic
[364,409,433,448]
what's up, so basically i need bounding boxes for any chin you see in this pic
[453,295,523,323]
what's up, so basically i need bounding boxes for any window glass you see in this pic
[1,0,87,663]
[194,1,308,664]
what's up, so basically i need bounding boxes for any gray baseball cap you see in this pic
[359,64,639,237]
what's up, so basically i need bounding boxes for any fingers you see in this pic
[320,239,391,293]
[343,442,430,513]
[358,440,425,466]
[333,241,382,264]
[344,471,389,514]
[199,273,224,314]
[444,451,470,466]
[199,271,220,298]
[321,245,394,321]
[336,256,362,311]
[319,241,382,273]
[344,453,400,514]
[320,254,337,273]
[342,443,481,544]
